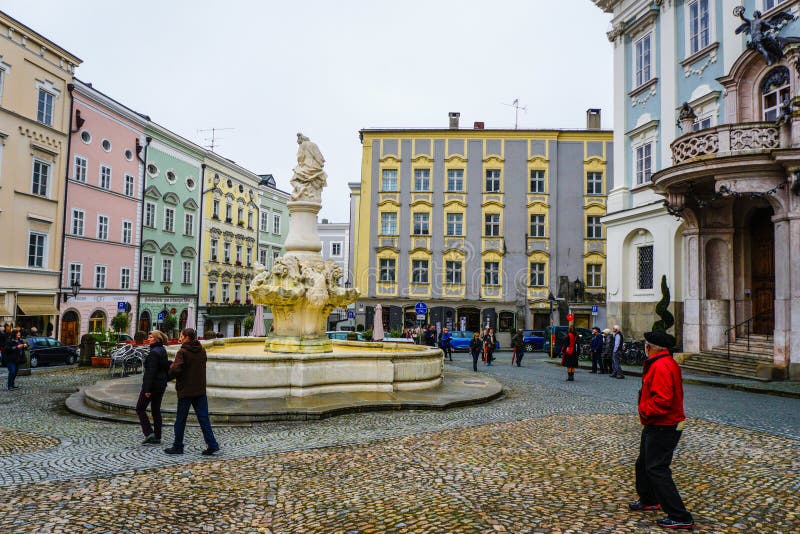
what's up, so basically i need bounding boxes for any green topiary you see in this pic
[243,314,255,334]
[161,313,177,338]
[652,275,675,333]
[110,312,130,334]
[363,328,373,340]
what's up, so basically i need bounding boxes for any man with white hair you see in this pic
[628,331,693,530]
[610,325,624,379]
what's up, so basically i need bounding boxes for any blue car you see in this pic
[521,330,545,352]
[448,331,500,352]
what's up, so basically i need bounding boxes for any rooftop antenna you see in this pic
[197,127,234,152]
[502,98,527,129]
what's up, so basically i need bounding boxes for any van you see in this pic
[542,325,593,356]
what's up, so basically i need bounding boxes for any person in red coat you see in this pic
[628,331,693,531]
[560,324,578,381]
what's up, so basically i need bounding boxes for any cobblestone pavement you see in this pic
[0,355,797,532]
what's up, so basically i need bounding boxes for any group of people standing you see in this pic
[0,324,29,390]
[561,324,626,381]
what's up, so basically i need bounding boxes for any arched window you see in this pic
[89,310,106,332]
[761,66,790,121]
[138,310,151,333]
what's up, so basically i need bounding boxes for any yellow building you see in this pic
[197,155,262,337]
[0,11,81,332]
[351,112,613,345]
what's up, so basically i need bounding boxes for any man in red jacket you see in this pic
[628,331,693,530]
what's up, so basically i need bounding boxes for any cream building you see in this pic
[0,11,81,332]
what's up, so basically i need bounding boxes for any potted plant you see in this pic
[243,313,254,335]
[110,312,130,338]
[161,313,177,340]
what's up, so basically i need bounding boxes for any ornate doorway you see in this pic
[750,208,775,334]
[61,311,79,346]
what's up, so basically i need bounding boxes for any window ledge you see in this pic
[680,42,719,67]
[628,77,658,98]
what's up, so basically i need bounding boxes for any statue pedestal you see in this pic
[284,201,322,256]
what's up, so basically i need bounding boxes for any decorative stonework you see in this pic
[671,123,779,164]
[683,49,717,78]
[631,85,657,107]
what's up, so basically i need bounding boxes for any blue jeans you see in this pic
[6,361,18,389]
[172,395,218,450]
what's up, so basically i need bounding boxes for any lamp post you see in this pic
[64,281,81,302]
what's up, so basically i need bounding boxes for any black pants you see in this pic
[591,350,602,372]
[635,425,693,523]
[515,349,524,367]
[442,345,452,360]
[471,351,480,371]
[135,388,166,439]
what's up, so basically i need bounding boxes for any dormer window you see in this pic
[762,66,790,122]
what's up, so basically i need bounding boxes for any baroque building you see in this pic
[0,11,81,334]
[593,0,800,379]
[351,112,613,346]
[318,218,351,330]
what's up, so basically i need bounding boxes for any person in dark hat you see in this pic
[589,326,603,373]
[628,331,693,531]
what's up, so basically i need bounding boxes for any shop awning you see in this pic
[16,294,59,316]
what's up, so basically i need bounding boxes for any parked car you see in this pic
[542,326,593,356]
[28,337,79,367]
[521,330,545,352]
[325,331,365,341]
[448,330,500,352]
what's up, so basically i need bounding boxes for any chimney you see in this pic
[321,218,329,224]
[473,121,485,130]
[586,108,601,130]
[448,112,460,129]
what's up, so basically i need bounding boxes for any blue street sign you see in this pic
[157,312,165,321]
[117,301,126,311]
[591,305,599,315]
[414,302,427,315]
[347,310,355,319]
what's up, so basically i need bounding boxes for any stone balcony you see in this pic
[670,122,780,165]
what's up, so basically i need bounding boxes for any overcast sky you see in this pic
[5,0,613,222]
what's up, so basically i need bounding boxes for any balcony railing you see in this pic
[671,122,780,165]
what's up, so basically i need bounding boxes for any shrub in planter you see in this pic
[110,312,130,334]
[161,313,177,339]
[363,328,373,340]
[346,331,359,341]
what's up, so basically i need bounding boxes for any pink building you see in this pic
[60,80,147,345]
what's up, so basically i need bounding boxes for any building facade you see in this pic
[318,219,351,330]
[352,113,613,346]
[197,157,261,338]
[60,80,145,344]
[593,0,800,377]
[256,174,290,332]
[137,126,202,337]
[0,11,80,334]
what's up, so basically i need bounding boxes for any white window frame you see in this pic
[122,220,133,245]
[71,208,85,236]
[74,155,87,183]
[485,169,501,192]
[259,247,267,266]
[164,207,175,233]
[221,282,229,302]
[97,214,109,241]
[330,241,342,257]
[529,214,545,238]
[124,174,135,197]
[380,212,397,235]
[587,216,603,240]
[637,244,654,291]
[144,202,157,228]
[411,259,429,284]
[182,260,192,285]
[161,258,173,283]
[484,261,500,286]
[381,169,398,192]
[120,267,131,290]
[530,262,546,287]
[530,169,545,193]
[142,256,154,282]
[260,210,268,232]
[68,262,82,286]
[32,158,51,197]
[634,141,653,186]
[272,249,281,264]
[446,212,463,236]
[447,169,464,192]
[208,281,217,302]
[213,199,220,218]
[223,242,231,263]
[99,164,111,190]
[634,32,653,89]
[484,213,501,237]
[413,169,430,191]
[413,212,429,235]
[0,67,5,106]
[28,231,47,269]
[246,246,252,266]
[763,80,790,122]
[272,213,281,234]
[445,260,462,285]
[587,172,603,195]
[686,0,712,57]
[763,1,788,12]
[94,265,107,289]
[379,258,396,283]
[587,264,603,288]
[37,88,55,126]
[210,239,219,261]
[184,213,194,236]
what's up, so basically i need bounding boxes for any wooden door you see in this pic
[751,209,775,334]
[61,319,78,346]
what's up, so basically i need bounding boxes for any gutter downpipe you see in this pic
[56,83,77,343]
[135,135,152,336]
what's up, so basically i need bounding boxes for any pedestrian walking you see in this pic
[469,331,482,372]
[164,328,220,456]
[560,323,578,381]
[628,331,694,531]
[601,328,613,374]
[3,329,27,390]
[610,324,625,378]
[590,326,603,373]
[483,327,496,365]
[439,327,453,361]
[511,329,525,367]
[425,325,437,347]
[136,330,170,445]
[0,323,10,367]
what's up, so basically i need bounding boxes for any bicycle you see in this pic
[622,340,647,365]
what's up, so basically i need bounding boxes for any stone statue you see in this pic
[776,95,793,126]
[290,132,327,203]
[678,102,696,121]
[734,6,797,66]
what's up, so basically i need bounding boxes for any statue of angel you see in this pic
[290,133,327,203]
[734,6,797,66]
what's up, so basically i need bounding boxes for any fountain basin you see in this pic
[172,337,444,399]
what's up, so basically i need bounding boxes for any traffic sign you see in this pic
[157,312,165,321]
[117,301,126,311]
[414,302,427,315]
[566,313,574,322]
[591,305,599,315]
[347,310,355,319]
[416,313,427,321]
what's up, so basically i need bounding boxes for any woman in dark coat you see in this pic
[136,330,170,444]
[469,331,483,372]
[482,327,496,366]
[601,328,613,374]
[4,330,27,390]
[561,323,579,381]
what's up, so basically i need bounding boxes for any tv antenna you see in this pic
[197,127,234,152]
[502,98,527,129]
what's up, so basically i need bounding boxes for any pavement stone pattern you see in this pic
[0,428,59,455]
[0,355,797,532]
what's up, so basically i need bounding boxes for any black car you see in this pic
[28,337,78,367]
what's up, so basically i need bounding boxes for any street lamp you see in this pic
[64,280,81,302]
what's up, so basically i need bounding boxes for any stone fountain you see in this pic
[67,134,502,422]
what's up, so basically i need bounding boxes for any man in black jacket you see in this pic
[164,328,219,456]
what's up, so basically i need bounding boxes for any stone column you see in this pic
[789,214,800,379]
[682,224,701,353]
